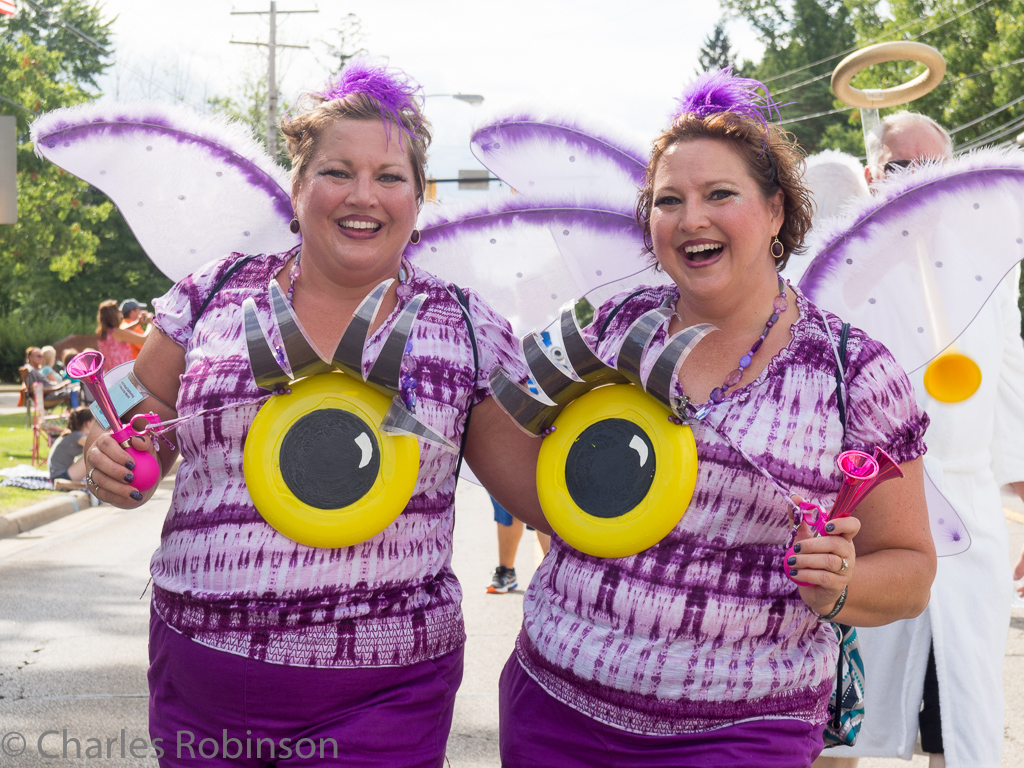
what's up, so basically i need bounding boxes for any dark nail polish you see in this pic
[793,544,801,553]
[789,568,798,576]
[787,556,797,566]
[130,491,143,501]
[825,523,836,533]
[124,473,134,483]
[125,460,136,470]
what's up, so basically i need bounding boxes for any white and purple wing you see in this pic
[408,194,665,336]
[799,146,1024,376]
[471,113,647,208]
[31,102,298,282]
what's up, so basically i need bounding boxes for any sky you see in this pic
[90,0,765,202]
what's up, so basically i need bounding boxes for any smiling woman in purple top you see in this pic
[499,70,937,768]
[79,60,543,768]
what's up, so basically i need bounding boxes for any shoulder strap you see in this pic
[597,289,647,343]
[450,284,478,483]
[194,254,259,324]
[835,322,851,436]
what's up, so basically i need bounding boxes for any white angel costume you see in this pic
[832,265,1024,766]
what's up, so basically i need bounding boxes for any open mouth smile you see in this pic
[681,242,724,263]
[339,220,382,232]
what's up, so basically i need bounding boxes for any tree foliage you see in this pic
[724,0,1024,154]
[723,0,1024,322]
[0,2,172,324]
[698,21,738,74]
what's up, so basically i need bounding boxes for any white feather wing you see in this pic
[31,102,298,282]
[799,148,1024,375]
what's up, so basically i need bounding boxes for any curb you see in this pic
[0,460,180,539]
[0,490,92,538]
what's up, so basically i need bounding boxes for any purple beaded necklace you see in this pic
[675,276,788,422]
[708,276,788,403]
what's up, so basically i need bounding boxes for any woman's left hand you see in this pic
[788,510,861,619]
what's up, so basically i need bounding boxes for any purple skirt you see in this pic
[499,654,825,767]
[148,610,463,767]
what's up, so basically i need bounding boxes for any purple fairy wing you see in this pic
[408,194,665,336]
[31,102,297,282]
[799,146,1024,376]
[924,467,971,556]
[471,113,647,207]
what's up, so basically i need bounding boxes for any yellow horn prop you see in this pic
[923,343,982,403]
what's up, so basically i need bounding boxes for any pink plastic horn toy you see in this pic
[66,351,162,492]
[786,447,904,586]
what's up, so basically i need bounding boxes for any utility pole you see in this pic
[231,2,316,157]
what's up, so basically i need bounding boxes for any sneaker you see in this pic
[486,565,518,594]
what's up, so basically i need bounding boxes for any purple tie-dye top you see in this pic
[150,251,526,668]
[517,284,929,735]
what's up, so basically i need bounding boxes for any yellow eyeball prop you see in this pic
[243,371,419,548]
[923,349,982,403]
[537,383,698,559]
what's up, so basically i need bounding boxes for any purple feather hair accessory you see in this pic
[672,68,782,129]
[314,58,424,142]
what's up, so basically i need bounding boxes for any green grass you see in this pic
[0,412,63,514]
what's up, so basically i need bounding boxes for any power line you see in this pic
[764,0,998,97]
[956,116,1024,152]
[948,91,1024,135]
[19,0,110,55]
[0,94,37,116]
[14,0,209,110]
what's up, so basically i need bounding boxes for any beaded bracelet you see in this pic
[812,585,849,621]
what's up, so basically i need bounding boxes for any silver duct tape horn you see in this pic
[242,279,457,452]
[490,303,715,434]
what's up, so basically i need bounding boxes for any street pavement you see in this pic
[0,474,545,767]
[2,375,1024,765]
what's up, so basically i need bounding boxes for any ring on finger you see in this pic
[839,557,849,573]
[86,467,98,488]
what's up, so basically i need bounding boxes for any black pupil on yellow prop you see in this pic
[565,418,656,519]
[279,409,380,510]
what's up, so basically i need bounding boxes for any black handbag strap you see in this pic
[596,289,647,343]
[831,321,852,731]
[834,322,851,436]
[450,283,478,484]
[195,254,259,324]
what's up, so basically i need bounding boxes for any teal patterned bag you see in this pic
[823,622,866,747]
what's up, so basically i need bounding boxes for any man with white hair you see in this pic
[864,111,953,184]
[818,112,1024,768]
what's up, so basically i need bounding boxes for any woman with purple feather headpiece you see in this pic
[499,69,935,766]
[80,58,546,767]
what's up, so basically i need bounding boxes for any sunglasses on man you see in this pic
[883,159,916,175]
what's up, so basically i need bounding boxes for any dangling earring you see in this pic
[409,229,421,245]
[289,218,300,235]
[770,236,784,260]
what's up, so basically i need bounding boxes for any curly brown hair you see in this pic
[635,112,813,272]
[280,92,433,205]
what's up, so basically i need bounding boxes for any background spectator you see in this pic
[119,298,151,360]
[96,299,150,372]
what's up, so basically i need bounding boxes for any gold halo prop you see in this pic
[831,42,945,109]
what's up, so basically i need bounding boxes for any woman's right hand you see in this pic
[84,430,159,507]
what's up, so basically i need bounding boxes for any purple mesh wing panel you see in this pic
[32,102,297,282]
